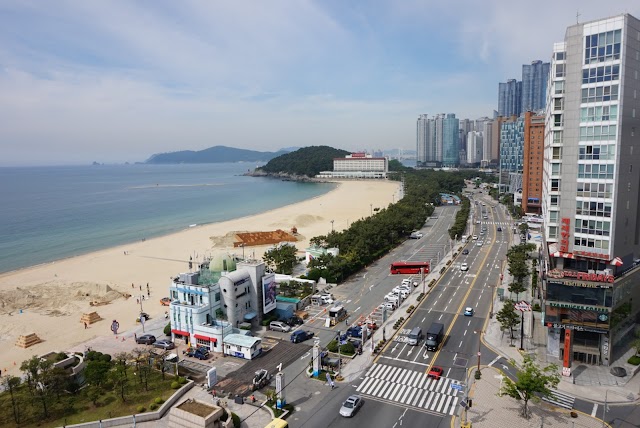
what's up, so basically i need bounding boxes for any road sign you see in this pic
[450,383,463,391]
[515,300,532,312]
[477,351,481,357]
[460,400,469,409]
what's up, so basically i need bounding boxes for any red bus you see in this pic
[390,261,430,275]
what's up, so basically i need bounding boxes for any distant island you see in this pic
[144,145,294,164]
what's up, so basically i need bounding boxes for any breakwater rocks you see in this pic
[243,170,323,182]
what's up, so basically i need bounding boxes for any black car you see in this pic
[136,334,156,345]
[497,227,502,232]
[462,249,469,255]
[286,316,304,327]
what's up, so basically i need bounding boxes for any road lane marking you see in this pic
[591,403,598,417]
[488,356,500,367]
[463,330,467,336]
[459,341,463,348]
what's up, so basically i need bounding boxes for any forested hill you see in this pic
[256,146,350,177]
[145,145,288,164]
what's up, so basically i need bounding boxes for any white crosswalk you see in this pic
[356,363,461,416]
[477,221,510,225]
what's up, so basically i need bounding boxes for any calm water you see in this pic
[0,164,335,273]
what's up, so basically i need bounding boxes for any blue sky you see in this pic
[1,1,639,166]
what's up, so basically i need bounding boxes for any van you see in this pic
[269,321,291,332]
[407,326,422,346]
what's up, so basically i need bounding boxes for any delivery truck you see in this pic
[425,322,444,351]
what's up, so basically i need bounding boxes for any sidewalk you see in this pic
[482,224,640,405]
[452,367,607,428]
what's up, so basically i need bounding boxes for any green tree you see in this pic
[501,355,560,418]
[1,374,23,424]
[508,281,527,301]
[20,355,54,419]
[85,358,111,388]
[262,243,298,274]
[631,331,640,356]
[496,300,520,345]
[109,352,130,402]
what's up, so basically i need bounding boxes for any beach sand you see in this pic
[0,179,399,375]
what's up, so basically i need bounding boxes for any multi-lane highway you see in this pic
[288,188,516,427]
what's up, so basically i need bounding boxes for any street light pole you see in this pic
[330,219,334,233]
[475,330,482,374]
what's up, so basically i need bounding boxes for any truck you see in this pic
[425,322,444,351]
[290,330,315,343]
[328,306,348,326]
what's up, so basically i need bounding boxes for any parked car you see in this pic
[160,297,171,306]
[401,279,412,286]
[464,307,474,316]
[136,334,156,345]
[285,316,304,327]
[185,346,209,360]
[269,321,291,332]
[427,366,444,380]
[154,340,175,350]
[339,395,364,417]
[346,326,362,338]
[290,330,315,343]
[380,302,396,311]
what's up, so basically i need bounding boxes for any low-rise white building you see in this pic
[317,152,389,179]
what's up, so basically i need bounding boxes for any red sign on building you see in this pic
[560,218,571,252]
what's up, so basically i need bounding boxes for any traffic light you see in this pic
[468,399,473,408]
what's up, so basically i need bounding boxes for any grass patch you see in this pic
[628,355,640,365]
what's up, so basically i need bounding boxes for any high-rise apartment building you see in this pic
[498,79,523,117]
[541,14,640,370]
[522,112,545,213]
[416,114,430,166]
[522,60,551,112]
[466,131,483,164]
[442,113,460,166]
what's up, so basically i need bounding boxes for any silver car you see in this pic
[339,395,363,417]
[269,321,291,332]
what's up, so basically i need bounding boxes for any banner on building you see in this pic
[262,273,277,314]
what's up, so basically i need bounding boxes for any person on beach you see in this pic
[139,285,142,291]
[84,322,87,329]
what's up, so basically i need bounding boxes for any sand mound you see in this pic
[293,214,324,227]
[0,282,125,316]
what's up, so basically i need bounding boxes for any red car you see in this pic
[160,297,171,306]
[427,366,444,380]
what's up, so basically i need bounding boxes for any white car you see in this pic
[401,279,412,286]
[380,302,396,311]
[472,235,478,240]
[460,263,468,271]
[477,241,483,247]
[385,293,399,303]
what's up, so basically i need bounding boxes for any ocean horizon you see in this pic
[0,163,335,274]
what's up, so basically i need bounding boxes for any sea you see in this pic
[0,163,336,274]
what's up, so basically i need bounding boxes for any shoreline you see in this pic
[0,179,399,375]
[0,180,337,277]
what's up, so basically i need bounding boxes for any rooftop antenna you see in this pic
[576,10,580,24]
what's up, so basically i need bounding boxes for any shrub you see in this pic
[440,267,445,274]
[137,405,146,413]
[149,403,158,410]
[231,412,241,428]
[154,397,164,404]
[327,339,339,352]
[239,324,252,330]
[99,353,112,363]
[171,381,180,389]
[532,303,542,312]
[628,355,640,365]
[339,342,355,355]
[406,305,415,313]
[179,377,188,384]
[55,352,68,362]
[446,260,451,266]
[164,322,171,336]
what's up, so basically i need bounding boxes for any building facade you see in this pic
[442,113,460,166]
[466,131,483,165]
[522,60,551,112]
[317,153,389,178]
[541,14,640,370]
[499,116,525,191]
[498,79,523,117]
[522,111,545,213]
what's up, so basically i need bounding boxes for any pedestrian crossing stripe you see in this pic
[356,363,459,416]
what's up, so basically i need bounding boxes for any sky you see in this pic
[1,1,639,166]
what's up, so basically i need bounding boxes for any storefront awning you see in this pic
[171,329,189,337]
[194,334,217,343]
[244,312,258,320]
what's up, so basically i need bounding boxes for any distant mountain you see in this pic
[145,145,290,164]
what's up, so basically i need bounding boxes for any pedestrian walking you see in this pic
[136,298,139,304]
[84,322,87,329]
[147,291,150,298]
[330,380,335,390]
[131,283,134,289]
[139,285,142,291]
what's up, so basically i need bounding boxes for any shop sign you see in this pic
[549,280,612,289]
[560,218,571,252]
[546,323,608,334]
[547,269,614,284]
[549,301,609,312]
[573,250,610,260]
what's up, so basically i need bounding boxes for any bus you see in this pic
[390,261,430,275]
[264,418,288,428]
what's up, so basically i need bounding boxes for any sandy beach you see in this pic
[0,179,399,375]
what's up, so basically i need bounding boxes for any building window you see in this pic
[556,52,565,60]
[551,163,562,175]
[578,144,615,160]
[554,114,563,127]
[555,63,565,78]
[577,182,613,198]
[550,195,559,206]
[580,105,617,122]
[553,131,563,144]
[574,219,611,236]
[582,65,620,84]
[574,237,609,250]
[579,125,617,141]
[554,81,565,94]
[554,98,564,111]
[549,211,559,223]
[584,30,621,64]
[581,84,618,103]
[548,226,558,239]
[215,292,221,302]
[576,200,613,217]
[551,179,560,191]
[578,164,615,179]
